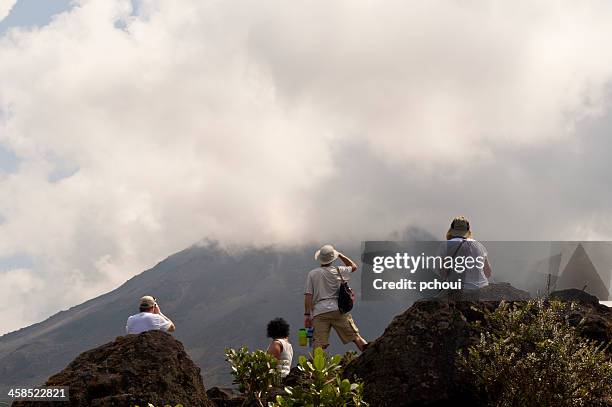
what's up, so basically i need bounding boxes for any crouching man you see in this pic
[126,295,176,334]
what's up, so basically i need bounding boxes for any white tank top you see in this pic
[274,338,293,377]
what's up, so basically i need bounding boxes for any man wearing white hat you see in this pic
[304,245,367,351]
[126,295,176,335]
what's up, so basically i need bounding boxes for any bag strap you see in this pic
[438,239,467,288]
[451,238,466,258]
[334,266,346,283]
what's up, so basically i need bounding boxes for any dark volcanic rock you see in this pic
[550,288,600,306]
[205,387,244,406]
[439,282,531,302]
[548,289,612,343]
[343,284,612,407]
[205,386,288,407]
[13,330,213,407]
[343,300,481,407]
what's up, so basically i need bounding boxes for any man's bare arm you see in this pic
[484,258,492,278]
[304,294,313,328]
[267,341,282,360]
[338,252,358,272]
[156,306,176,332]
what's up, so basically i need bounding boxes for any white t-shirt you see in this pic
[437,238,489,289]
[126,312,172,334]
[304,266,353,317]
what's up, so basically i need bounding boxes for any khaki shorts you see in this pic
[312,310,360,348]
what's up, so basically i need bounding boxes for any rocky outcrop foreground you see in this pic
[205,387,245,406]
[343,284,612,407]
[13,331,213,407]
[9,285,611,407]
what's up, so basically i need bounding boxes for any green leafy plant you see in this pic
[225,346,281,407]
[272,347,367,407]
[457,300,612,407]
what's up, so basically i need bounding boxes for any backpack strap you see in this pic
[440,239,466,284]
[335,266,346,282]
[451,238,466,258]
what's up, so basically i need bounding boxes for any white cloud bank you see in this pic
[0,0,17,22]
[1,0,612,334]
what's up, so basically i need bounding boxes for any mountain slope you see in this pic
[0,241,411,390]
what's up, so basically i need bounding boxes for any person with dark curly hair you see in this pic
[266,317,293,377]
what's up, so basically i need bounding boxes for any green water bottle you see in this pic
[298,328,308,346]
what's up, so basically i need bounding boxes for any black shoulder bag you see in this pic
[336,267,355,314]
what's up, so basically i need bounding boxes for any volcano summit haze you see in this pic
[2,0,612,335]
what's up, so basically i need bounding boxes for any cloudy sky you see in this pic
[1,0,612,335]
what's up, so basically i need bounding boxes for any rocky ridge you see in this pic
[12,331,213,407]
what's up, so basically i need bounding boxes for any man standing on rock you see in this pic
[304,244,368,351]
[126,295,176,334]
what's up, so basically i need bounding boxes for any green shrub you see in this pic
[272,347,367,407]
[457,300,612,407]
[225,346,281,407]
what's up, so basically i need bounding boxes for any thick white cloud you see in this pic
[1,0,612,334]
[0,0,17,22]
[0,268,44,333]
